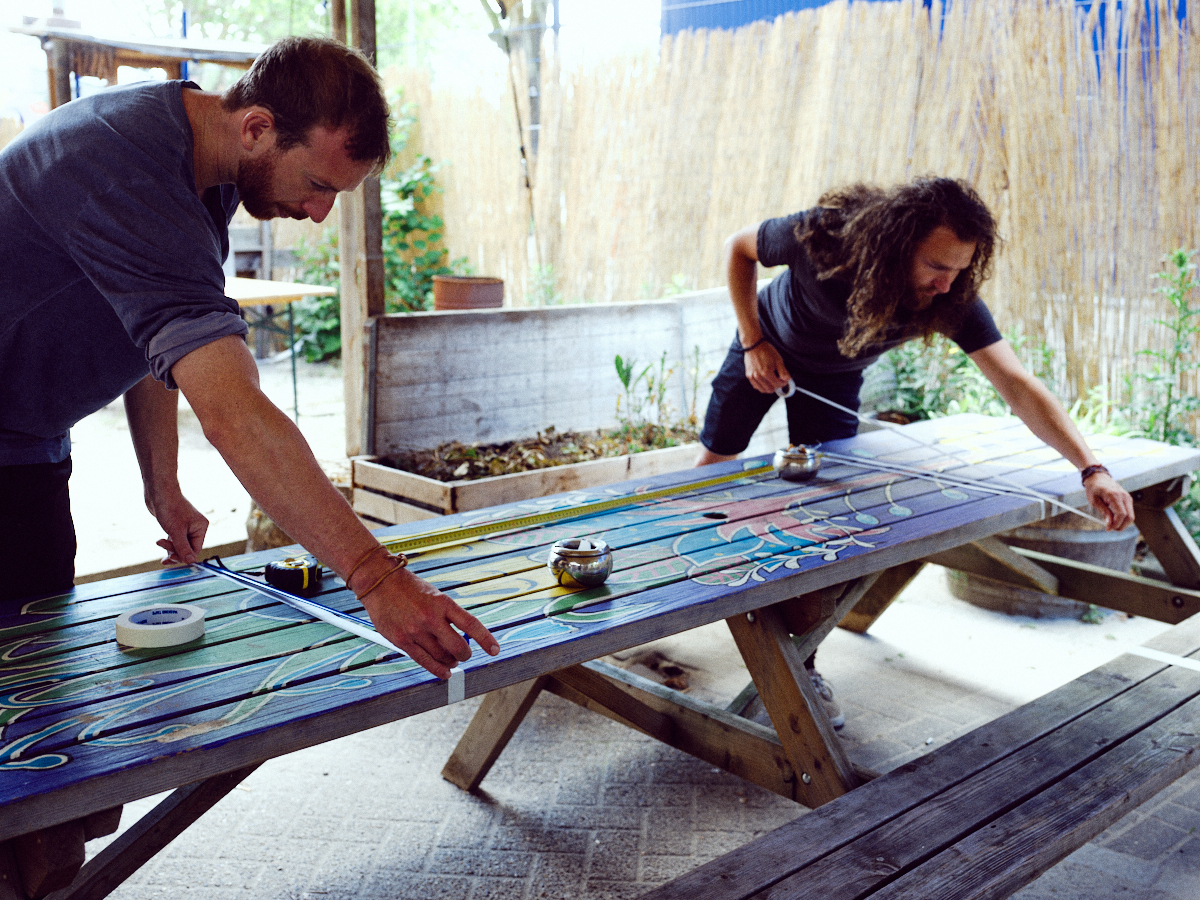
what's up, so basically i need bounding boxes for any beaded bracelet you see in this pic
[737,335,767,352]
[355,552,410,602]
[1080,464,1110,484]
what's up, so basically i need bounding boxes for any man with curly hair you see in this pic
[696,177,1133,726]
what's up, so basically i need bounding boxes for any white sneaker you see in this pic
[808,669,845,729]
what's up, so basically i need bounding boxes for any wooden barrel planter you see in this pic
[432,275,504,310]
[946,508,1140,618]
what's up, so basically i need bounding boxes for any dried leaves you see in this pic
[383,424,699,483]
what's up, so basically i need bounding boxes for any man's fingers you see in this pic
[405,642,452,680]
[449,608,501,656]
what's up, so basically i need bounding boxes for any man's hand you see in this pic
[744,343,791,394]
[356,565,500,679]
[1084,471,1136,532]
[149,492,209,565]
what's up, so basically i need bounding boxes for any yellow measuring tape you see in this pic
[380,460,772,556]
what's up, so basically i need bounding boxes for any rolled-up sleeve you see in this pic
[66,174,249,389]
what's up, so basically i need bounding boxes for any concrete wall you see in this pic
[368,286,788,457]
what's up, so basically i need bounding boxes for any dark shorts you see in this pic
[0,458,77,610]
[699,339,864,456]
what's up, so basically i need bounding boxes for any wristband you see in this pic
[354,552,410,601]
[346,545,389,587]
[1080,464,1110,484]
[738,335,767,352]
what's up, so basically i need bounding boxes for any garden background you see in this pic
[379,0,1199,422]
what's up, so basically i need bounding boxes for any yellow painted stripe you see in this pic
[381,460,772,556]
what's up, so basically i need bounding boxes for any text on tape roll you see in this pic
[115,604,206,648]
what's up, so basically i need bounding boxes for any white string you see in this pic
[776,379,1105,526]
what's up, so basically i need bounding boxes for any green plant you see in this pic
[1130,249,1200,446]
[291,230,343,362]
[528,265,563,306]
[612,351,699,449]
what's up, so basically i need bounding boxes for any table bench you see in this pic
[634,610,1200,900]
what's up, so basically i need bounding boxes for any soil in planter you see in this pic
[381,424,700,483]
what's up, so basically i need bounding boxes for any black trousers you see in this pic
[0,458,77,610]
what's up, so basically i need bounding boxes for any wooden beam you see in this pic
[440,677,547,792]
[1010,548,1200,624]
[48,39,72,109]
[1131,476,1190,510]
[1132,505,1200,590]
[727,605,859,806]
[40,766,259,900]
[922,536,1059,594]
[546,662,833,802]
[837,560,926,634]
[338,0,384,458]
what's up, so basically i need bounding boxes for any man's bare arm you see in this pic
[724,224,791,394]
[970,340,1135,531]
[171,335,500,678]
[124,373,209,564]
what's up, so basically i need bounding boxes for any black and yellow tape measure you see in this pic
[265,555,323,596]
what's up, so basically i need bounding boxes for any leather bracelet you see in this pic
[354,552,410,602]
[1080,464,1110,484]
[346,545,389,587]
[738,335,767,352]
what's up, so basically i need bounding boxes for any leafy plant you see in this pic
[291,230,342,363]
[528,265,564,306]
[1133,249,1200,446]
[613,351,701,449]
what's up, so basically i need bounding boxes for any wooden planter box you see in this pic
[352,443,700,525]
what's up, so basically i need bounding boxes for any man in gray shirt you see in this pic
[0,36,498,678]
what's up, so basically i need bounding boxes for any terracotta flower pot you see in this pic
[432,275,504,310]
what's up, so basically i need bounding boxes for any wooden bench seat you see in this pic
[637,611,1200,900]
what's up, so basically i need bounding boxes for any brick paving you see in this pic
[83,566,1200,899]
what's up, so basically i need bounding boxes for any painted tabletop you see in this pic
[2,414,1197,840]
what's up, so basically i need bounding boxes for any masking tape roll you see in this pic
[115,604,206,648]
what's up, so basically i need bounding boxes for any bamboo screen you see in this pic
[388,0,1199,404]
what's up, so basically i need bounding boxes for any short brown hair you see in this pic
[797,177,998,358]
[222,36,391,169]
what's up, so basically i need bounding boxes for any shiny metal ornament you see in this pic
[547,538,614,588]
[773,445,822,482]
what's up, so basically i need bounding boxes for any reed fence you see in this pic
[387,0,1200,407]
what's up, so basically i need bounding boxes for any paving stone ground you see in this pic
[72,357,1200,899]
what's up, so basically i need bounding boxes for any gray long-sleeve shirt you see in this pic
[0,80,248,465]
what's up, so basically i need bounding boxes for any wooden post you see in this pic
[48,39,72,109]
[339,0,385,458]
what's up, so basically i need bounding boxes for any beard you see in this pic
[236,150,279,221]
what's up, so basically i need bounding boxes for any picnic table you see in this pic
[2,413,1199,899]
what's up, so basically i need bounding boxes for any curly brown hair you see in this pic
[796,177,998,358]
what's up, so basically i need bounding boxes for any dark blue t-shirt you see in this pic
[755,211,1002,374]
[0,80,248,465]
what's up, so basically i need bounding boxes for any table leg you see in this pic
[726,604,859,806]
[441,676,548,792]
[1133,477,1200,589]
[41,764,259,900]
[836,560,927,634]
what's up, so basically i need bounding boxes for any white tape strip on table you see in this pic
[1126,645,1200,675]
[447,666,465,704]
[115,604,206,648]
